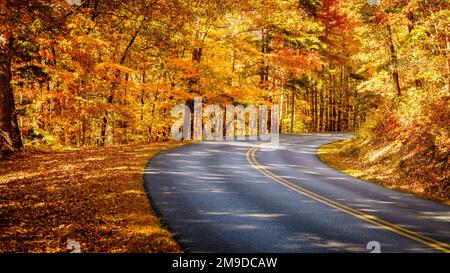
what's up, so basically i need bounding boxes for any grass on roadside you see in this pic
[318,139,450,206]
[0,143,184,253]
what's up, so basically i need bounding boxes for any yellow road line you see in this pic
[246,146,450,253]
[253,146,450,249]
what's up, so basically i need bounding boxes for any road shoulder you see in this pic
[318,139,450,206]
[0,143,184,252]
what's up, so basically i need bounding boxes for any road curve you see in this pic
[143,134,450,253]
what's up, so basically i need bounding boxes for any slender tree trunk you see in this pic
[311,83,315,132]
[325,78,329,132]
[331,75,336,132]
[290,91,295,133]
[387,24,402,97]
[328,76,332,131]
[313,83,318,132]
[345,68,351,131]
[259,28,270,88]
[305,85,309,128]
[337,66,343,132]
[319,84,324,132]
[353,80,359,131]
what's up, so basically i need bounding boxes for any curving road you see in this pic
[143,134,450,253]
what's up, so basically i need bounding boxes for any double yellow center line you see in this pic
[246,146,450,253]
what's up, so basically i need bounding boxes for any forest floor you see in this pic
[318,139,450,206]
[0,143,184,253]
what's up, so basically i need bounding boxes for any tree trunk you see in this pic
[325,78,329,132]
[313,83,318,132]
[331,75,336,132]
[319,84,324,132]
[290,91,295,133]
[328,76,332,131]
[0,35,22,153]
[387,25,402,97]
[337,66,343,132]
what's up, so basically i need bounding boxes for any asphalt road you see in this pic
[143,134,450,253]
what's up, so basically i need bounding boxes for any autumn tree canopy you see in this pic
[0,0,448,153]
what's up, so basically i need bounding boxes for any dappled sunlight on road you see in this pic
[144,134,450,252]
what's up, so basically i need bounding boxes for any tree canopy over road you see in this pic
[1,0,447,150]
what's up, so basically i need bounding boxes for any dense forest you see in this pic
[0,0,449,157]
